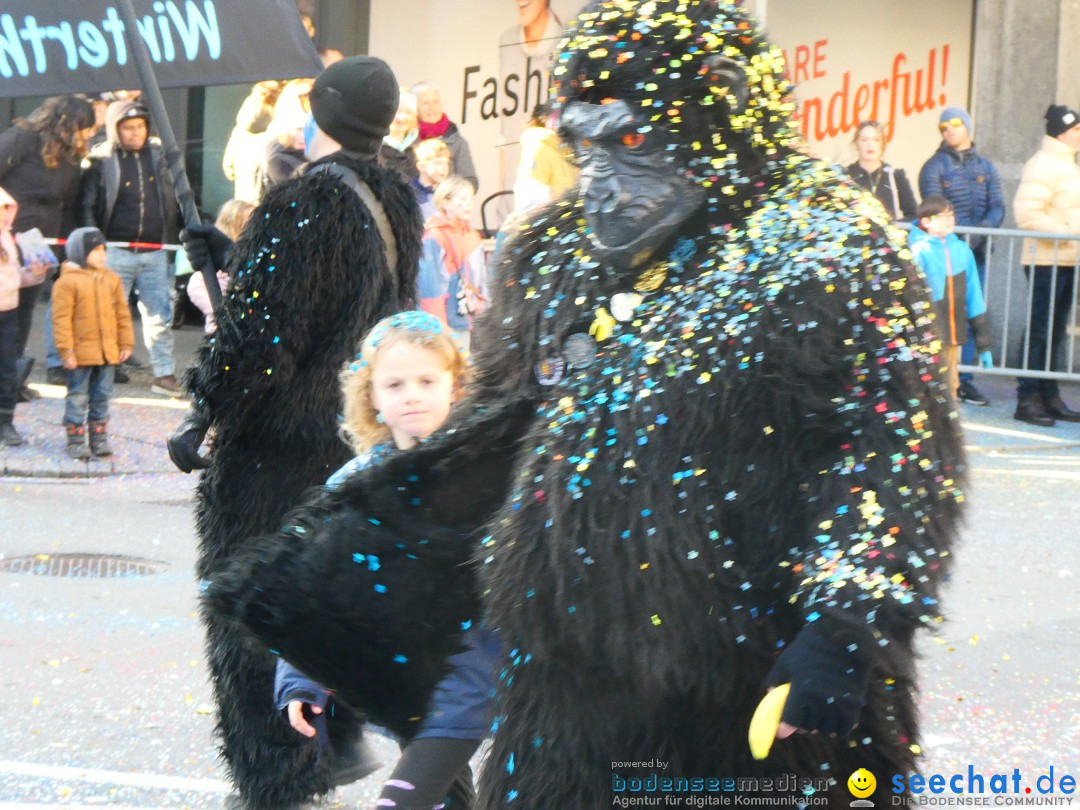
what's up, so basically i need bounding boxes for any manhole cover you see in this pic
[0,554,169,578]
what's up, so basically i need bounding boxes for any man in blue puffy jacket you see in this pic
[919,106,1004,406]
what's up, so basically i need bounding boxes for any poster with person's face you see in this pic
[370,0,588,210]
[498,2,589,133]
[494,1,587,191]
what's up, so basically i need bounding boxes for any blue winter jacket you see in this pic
[909,225,991,351]
[274,447,500,741]
[918,144,1004,250]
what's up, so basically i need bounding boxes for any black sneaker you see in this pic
[957,380,990,406]
[45,366,66,385]
[114,366,130,384]
[0,422,25,446]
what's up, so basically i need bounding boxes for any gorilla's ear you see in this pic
[703,54,749,115]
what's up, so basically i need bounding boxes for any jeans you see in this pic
[1016,264,1078,400]
[64,364,115,425]
[94,248,175,377]
[0,309,18,417]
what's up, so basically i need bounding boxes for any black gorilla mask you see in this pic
[560,100,706,270]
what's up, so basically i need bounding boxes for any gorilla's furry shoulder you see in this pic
[185,155,422,429]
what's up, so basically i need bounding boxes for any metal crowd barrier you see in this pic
[931,225,1080,383]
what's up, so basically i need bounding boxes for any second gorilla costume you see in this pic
[173,58,423,807]
[208,2,964,807]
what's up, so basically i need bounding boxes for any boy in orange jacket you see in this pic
[51,227,134,459]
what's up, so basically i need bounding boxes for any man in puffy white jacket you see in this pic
[1012,104,1080,427]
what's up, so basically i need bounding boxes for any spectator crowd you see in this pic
[842,103,1080,428]
[2,42,1080,455]
[1,9,1079,810]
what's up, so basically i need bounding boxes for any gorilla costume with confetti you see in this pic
[207,2,963,806]
[173,68,424,806]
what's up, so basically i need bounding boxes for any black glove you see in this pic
[179,223,232,274]
[167,405,212,473]
[764,619,871,736]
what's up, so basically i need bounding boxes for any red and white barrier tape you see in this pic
[44,237,181,252]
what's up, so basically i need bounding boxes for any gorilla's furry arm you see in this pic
[785,230,961,649]
[203,395,534,736]
[737,223,963,733]
[203,251,542,732]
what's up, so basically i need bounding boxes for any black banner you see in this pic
[0,0,324,98]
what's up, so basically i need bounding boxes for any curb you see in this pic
[1,385,188,480]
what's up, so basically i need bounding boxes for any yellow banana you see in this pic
[748,683,790,760]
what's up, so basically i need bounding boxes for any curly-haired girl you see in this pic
[275,311,493,809]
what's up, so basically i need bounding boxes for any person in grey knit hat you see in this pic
[51,226,134,458]
[64,226,107,266]
[73,100,181,395]
[918,104,1005,407]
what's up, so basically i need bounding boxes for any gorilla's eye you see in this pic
[621,132,646,148]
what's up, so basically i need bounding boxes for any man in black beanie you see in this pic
[1012,103,1080,427]
[169,55,424,808]
[307,55,399,156]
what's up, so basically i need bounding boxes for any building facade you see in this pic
[2,1,1075,229]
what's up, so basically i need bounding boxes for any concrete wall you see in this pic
[968,0,1080,359]
[1058,1,1080,106]
[311,0,370,57]
[972,0,1077,225]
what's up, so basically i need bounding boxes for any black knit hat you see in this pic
[1046,104,1080,138]
[309,56,399,156]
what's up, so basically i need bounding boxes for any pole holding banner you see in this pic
[115,0,222,310]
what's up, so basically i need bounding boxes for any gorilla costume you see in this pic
[173,58,424,807]
[207,2,964,807]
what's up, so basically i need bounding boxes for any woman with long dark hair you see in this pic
[0,95,96,397]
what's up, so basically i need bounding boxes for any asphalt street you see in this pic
[1,312,1078,808]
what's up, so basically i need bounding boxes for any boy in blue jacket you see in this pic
[909,195,994,403]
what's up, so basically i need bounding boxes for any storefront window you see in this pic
[196,0,368,217]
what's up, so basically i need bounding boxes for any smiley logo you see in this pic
[848,768,876,798]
